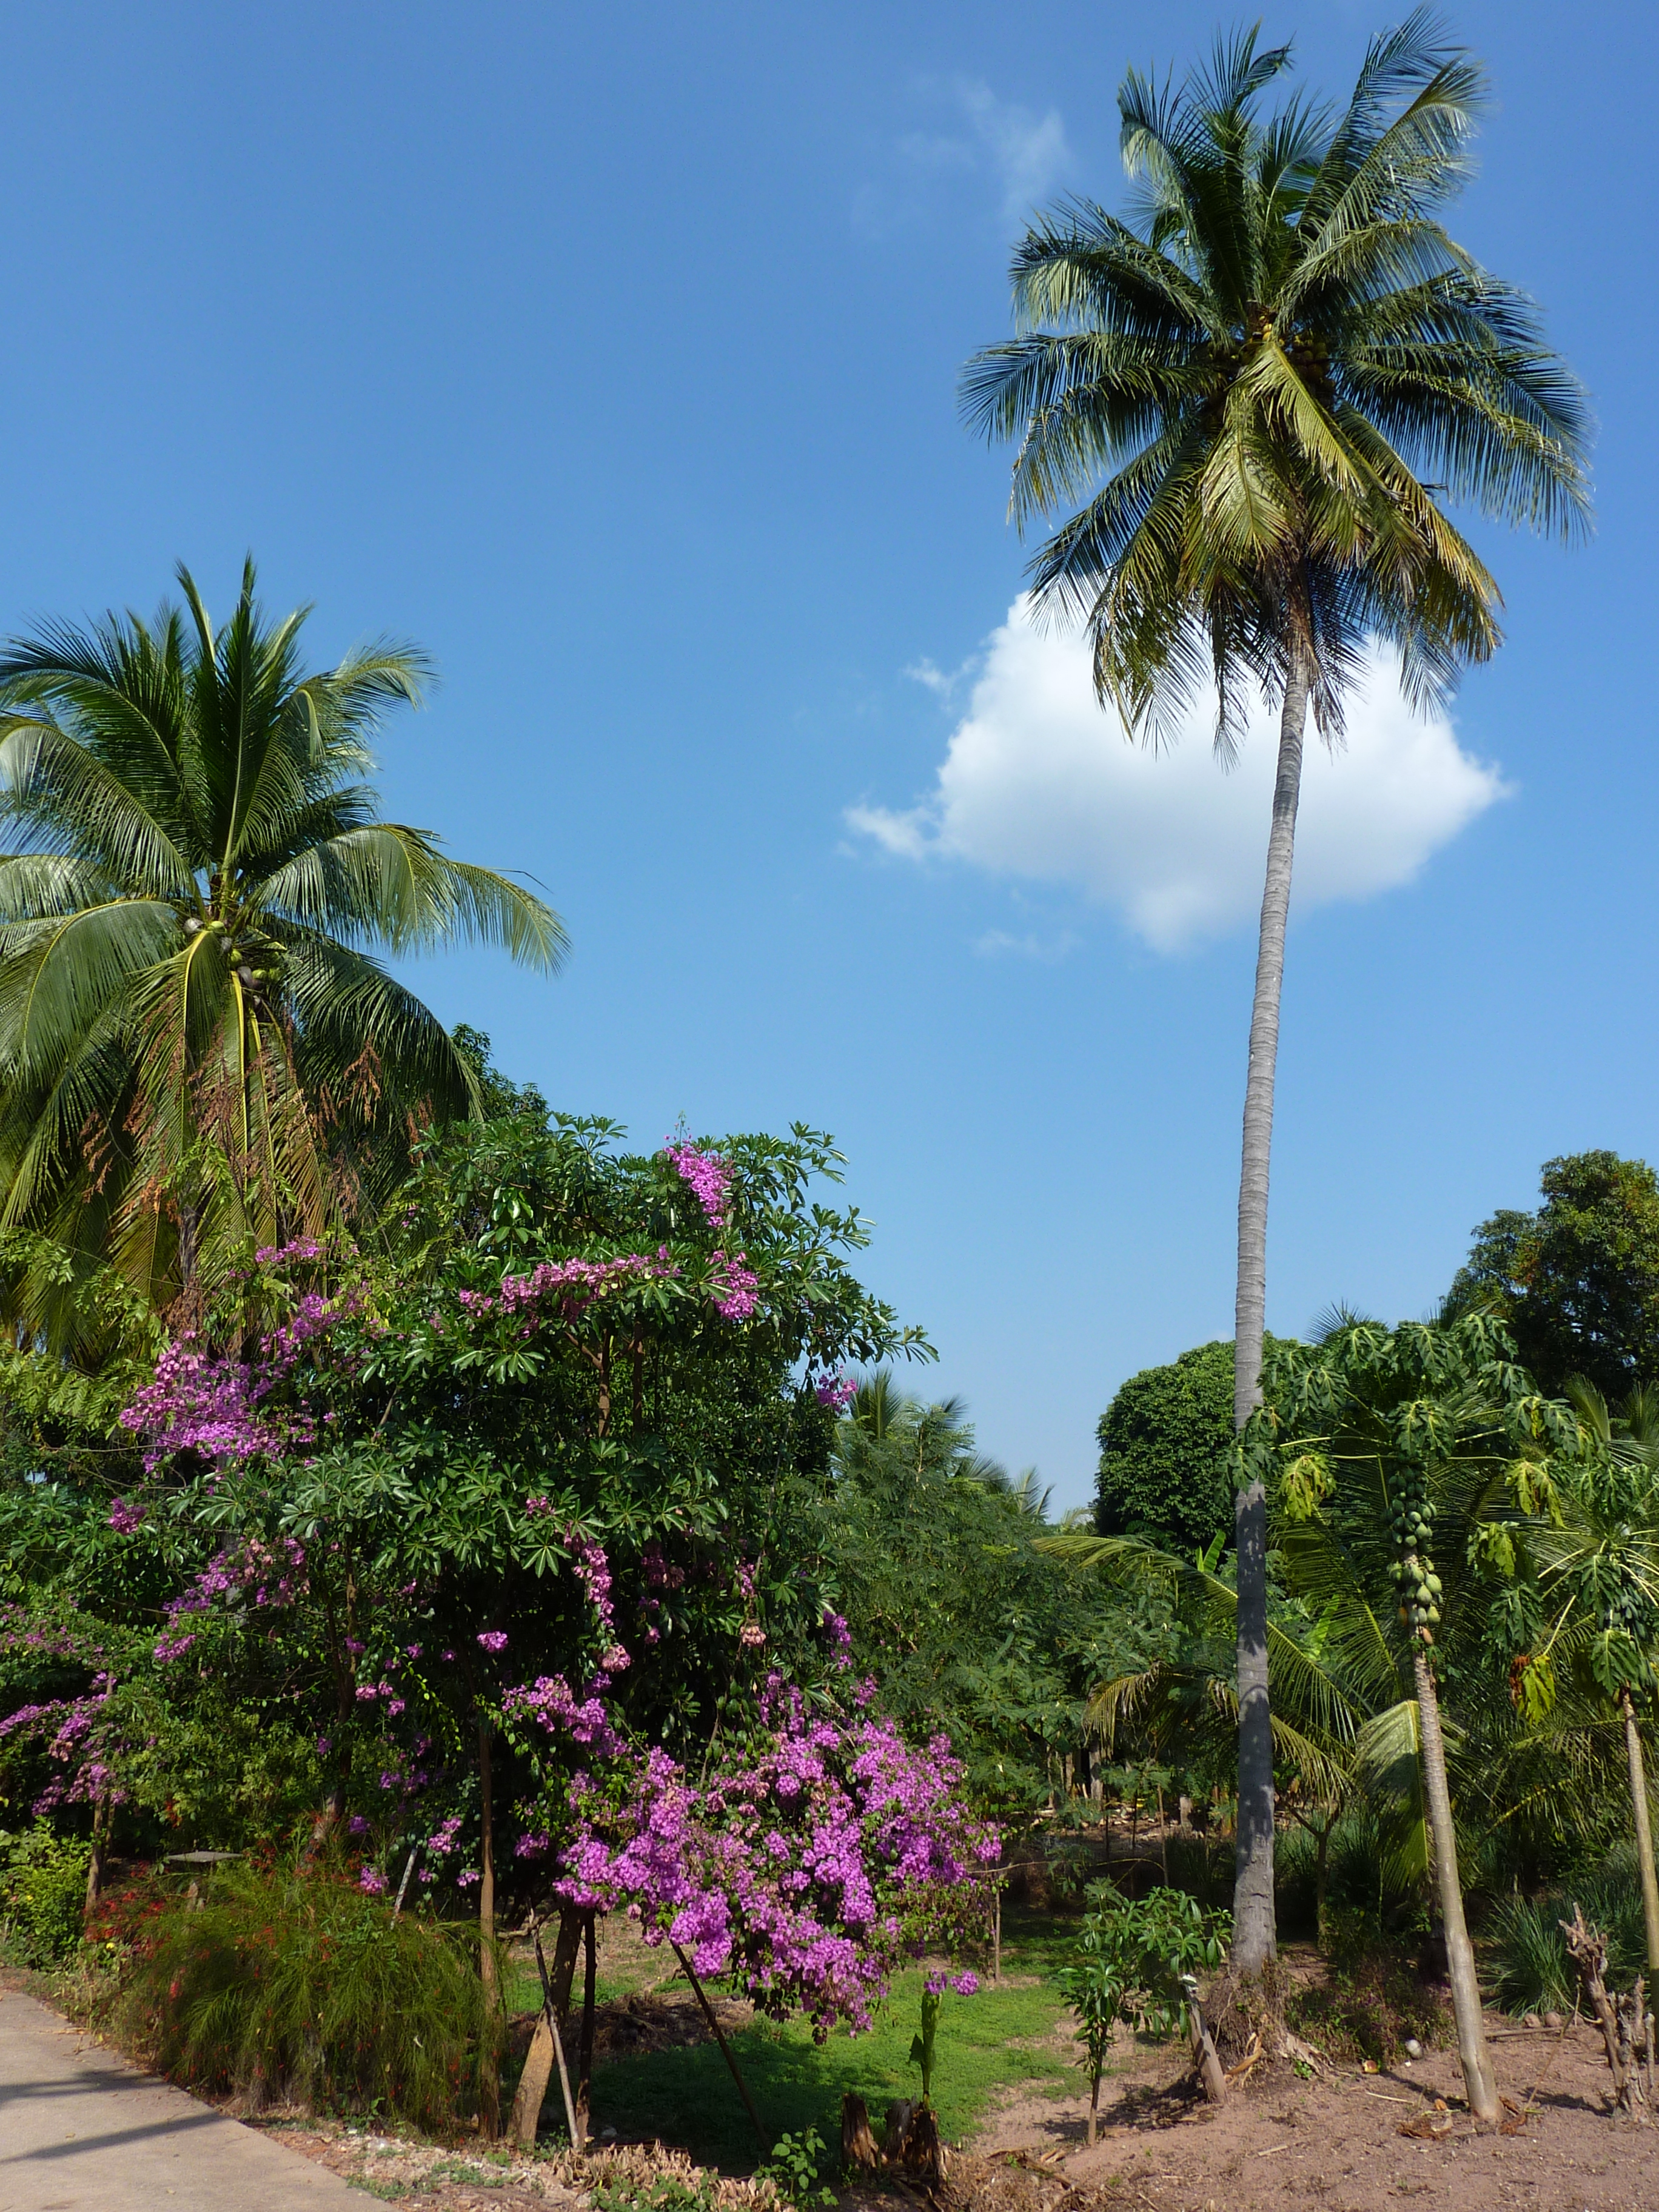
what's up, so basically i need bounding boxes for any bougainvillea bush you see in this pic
[0,1087,932,1939]
[537,1674,997,2038]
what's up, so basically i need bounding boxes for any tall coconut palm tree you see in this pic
[960,12,1590,1969]
[0,558,565,1340]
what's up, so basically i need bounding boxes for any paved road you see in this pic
[0,1986,358,2211]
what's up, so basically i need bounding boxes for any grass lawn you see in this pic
[511,1903,1083,2172]
[588,1965,1072,2169]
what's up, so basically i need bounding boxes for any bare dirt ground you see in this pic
[18,1921,1658,2212]
[255,1996,1659,2212]
[973,2009,1659,2212]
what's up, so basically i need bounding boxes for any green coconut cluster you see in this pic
[1385,1465,1443,1638]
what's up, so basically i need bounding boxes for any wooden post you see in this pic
[393,1844,420,1918]
[507,1911,586,2150]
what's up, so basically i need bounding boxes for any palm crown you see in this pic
[0,558,565,1333]
[960,11,1590,745]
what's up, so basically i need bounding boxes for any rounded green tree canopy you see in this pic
[1095,1340,1266,1557]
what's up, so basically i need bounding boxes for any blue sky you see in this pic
[4,2,1653,1511]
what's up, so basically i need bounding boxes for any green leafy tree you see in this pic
[1259,1312,1588,2123]
[1096,1339,1285,1554]
[1447,1153,1659,1399]
[961,16,1589,1970]
[0,559,564,1342]
[1059,1883,1228,2141]
[821,1377,1125,1825]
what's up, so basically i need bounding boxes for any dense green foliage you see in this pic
[1,1820,91,1963]
[1094,1339,1282,1554]
[822,1377,1140,1827]
[1447,1151,1659,1398]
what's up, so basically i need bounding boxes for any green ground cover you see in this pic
[587,1965,1071,2169]
[510,1906,1081,2170]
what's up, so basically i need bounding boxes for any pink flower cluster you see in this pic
[567,1532,615,1634]
[119,1336,298,1472]
[458,1253,679,1326]
[665,1143,732,1226]
[0,1667,122,1811]
[708,1251,759,1322]
[107,1500,147,1533]
[552,1677,997,2037]
[927,1969,980,1996]
[820,1610,852,1661]
[502,1672,623,1755]
[428,1814,465,1857]
[161,1537,308,1640]
[814,1373,858,1412]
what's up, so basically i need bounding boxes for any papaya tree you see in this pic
[1256,1312,1586,2125]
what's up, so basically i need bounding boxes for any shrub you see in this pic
[1485,1860,1649,2017]
[1285,1932,1449,2064]
[107,1854,498,2130]
[1,1822,92,1965]
[1273,1812,1431,1946]
[1060,1882,1229,2140]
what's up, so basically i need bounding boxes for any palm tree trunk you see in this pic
[1413,1648,1498,2123]
[1621,1689,1659,1976]
[1230,652,1310,1972]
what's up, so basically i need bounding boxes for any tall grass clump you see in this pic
[1486,1854,1649,2017]
[111,1854,500,2130]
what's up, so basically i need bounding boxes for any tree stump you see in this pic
[1560,1903,1651,2119]
[840,2093,880,2171]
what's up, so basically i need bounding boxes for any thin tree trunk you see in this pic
[477,1718,500,2139]
[1315,1818,1331,1954]
[507,1909,585,2150]
[1230,651,1310,1972]
[83,1792,112,1915]
[575,1911,597,2147]
[1413,1649,1498,2123]
[1622,1689,1659,1976]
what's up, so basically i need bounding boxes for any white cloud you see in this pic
[849,600,1509,954]
[953,81,1071,219]
[973,928,1078,963]
[894,81,1072,224]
